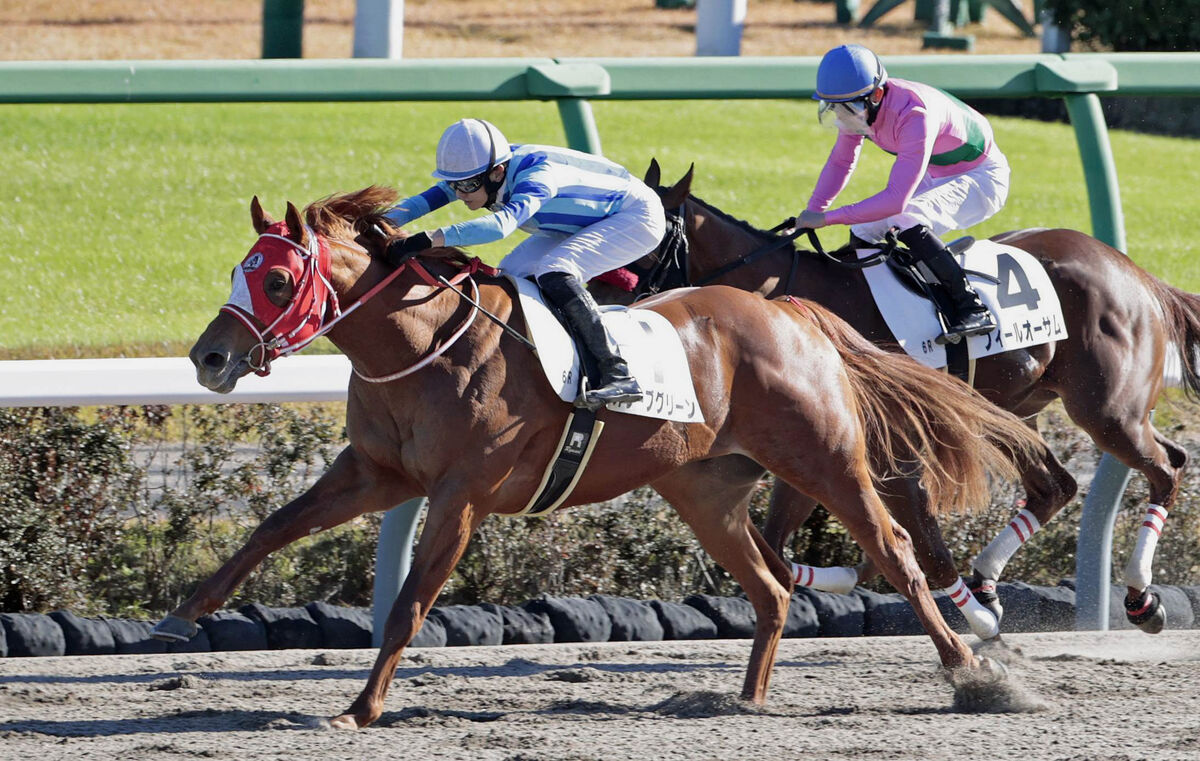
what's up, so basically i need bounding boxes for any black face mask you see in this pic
[866,84,886,126]
[483,164,507,207]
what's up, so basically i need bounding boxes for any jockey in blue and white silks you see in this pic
[383,118,666,408]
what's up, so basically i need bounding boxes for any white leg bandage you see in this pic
[972,508,1041,581]
[945,577,1000,640]
[792,564,858,595]
[1124,504,1168,592]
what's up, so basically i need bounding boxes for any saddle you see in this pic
[880,236,986,324]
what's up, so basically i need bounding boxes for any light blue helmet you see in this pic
[432,118,512,181]
[813,44,888,103]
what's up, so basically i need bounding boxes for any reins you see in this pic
[679,207,901,296]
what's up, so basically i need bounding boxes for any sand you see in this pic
[2,629,1198,760]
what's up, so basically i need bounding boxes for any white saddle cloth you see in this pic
[860,239,1068,369]
[511,276,705,423]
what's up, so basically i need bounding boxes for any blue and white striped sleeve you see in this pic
[383,183,455,227]
[440,167,557,247]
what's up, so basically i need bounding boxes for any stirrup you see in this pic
[935,311,997,345]
[577,377,644,409]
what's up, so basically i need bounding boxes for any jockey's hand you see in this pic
[795,210,827,231]
[385,231,432,268]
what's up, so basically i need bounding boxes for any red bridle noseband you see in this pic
[219,224,497,382]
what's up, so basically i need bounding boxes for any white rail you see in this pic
[0,355,352,407]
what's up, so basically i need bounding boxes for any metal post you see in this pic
[262,0,304,59]
[557,99,603,155]
[372,498,425,647]
[1063,93,1126,253]
[1074,455,1134,630]
[1062,90,1131,631]
[695,0,746,56]
[353,0,404,59]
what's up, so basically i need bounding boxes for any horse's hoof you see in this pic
[329,714,362,731]
[1125,590,1166,634]
[974,655,1009,684]
[150,614,199,643]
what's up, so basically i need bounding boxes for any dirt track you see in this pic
[2,630,1198,761]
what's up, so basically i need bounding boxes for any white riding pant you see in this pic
[850,150,1011,243]
[499,181,666,282]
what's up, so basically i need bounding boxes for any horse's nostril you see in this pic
[203,352,227,370]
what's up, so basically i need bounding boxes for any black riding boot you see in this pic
[537,271,644,408]
[897,224,996,344]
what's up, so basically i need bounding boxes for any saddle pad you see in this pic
[859,239,1068,369]
[511,276,705,423]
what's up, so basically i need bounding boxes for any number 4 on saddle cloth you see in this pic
[861,238,1068,376]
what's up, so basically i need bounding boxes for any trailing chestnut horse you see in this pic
[599,160,1200,634]
[153,186,1041,729]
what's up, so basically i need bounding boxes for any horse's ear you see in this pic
[660,163,695,209]
[250,196,273,234]
[284,201,308,246]
[644,158,661,188]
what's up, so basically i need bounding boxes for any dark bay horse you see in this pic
[153,186,1043,729]
[601,161,1200,633]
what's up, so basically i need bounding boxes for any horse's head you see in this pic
[589,159,700,308]
[190,198,341,392]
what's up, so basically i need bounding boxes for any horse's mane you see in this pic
[303,185,474,267]
[304,185,399,241]
[687,193,777,244]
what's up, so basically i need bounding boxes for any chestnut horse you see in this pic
[600,161,1200,633]
[152,187,1042,729]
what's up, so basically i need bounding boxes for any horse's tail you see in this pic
[782,296,1045,515]
[1151,280,1200,399]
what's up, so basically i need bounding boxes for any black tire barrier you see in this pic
[480,603,555,645]
[106,618,169,655]
[7,582,1200,656]
[305,602,372,649]
[683,594,756,638]
[784,593,820,638]
[647,599,718,640]
[794,588,865,637]
[410,612,447,648]
[427,604,503,647]
[523,595,612,643]
[1180,585,1200,625]
[49,610,116,656]
[0,612,65,657]
[589,595,664,642]
[167,623,212,654]
[855,588,925,636]
[198,610,269,651]
[238,603,323,650]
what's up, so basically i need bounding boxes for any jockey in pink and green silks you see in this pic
[796,43,1009,345]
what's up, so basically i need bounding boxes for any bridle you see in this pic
[220,231,339,376]
[221,227,496,383]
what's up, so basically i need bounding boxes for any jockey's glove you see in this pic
[385,231,432,268]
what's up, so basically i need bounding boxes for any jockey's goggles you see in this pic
[448,173,487,194]
[818,98,873,135]
[818,98,867,123]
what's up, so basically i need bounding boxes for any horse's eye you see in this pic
[264,270,292,307]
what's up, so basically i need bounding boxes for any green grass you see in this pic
[1,98,1196,357]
